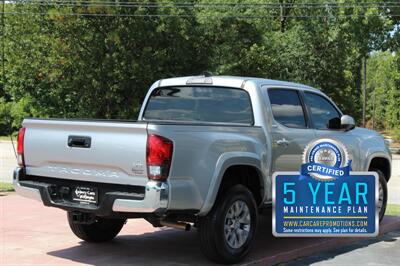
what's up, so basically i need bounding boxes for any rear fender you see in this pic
[198,152,264,216]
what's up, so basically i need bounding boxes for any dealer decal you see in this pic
[273,138,379,237]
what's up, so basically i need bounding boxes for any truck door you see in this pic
[266,88,316,172]
[301,91,361,170]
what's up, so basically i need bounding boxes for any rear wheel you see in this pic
[67,212,126,242]
[197,185,258,264]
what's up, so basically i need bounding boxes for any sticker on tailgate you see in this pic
[72,186,98,204]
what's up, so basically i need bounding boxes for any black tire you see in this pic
[67,212,126,242]
[371,169,388,222]
[197,185,258,264]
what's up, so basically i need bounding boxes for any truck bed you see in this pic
[20,118,266,212]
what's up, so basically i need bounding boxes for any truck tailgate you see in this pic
[23,119,148,186]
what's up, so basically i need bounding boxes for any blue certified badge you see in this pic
[301,139,352,181]
[273,138,379,237]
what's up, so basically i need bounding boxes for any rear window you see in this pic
[143,86,253,124]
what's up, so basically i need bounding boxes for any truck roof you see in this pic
[157,75,320,93]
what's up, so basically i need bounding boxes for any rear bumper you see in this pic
[13,167,169,216]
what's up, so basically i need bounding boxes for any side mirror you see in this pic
[327,117,341,129]
[341,115,355,131]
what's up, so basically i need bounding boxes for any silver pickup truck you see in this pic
[13,75,391,263]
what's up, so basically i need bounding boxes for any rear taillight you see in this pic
[146,134,173,181]
[17,127,26,167]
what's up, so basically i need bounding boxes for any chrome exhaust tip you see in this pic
[160,220,191,231]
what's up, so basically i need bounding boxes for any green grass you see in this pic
[0,135,17,141]
[386,204,400,216]
[0,135,11,141]
[0,182,14,192]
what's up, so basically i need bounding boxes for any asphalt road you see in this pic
[0,141,16,183]
[389,154,400,204]
[286,230,400,266]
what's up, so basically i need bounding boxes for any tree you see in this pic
[1,0,399,135]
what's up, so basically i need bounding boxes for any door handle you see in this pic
[276,138,289,146]
[68,135,91,148]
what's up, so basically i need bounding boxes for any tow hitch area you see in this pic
[70,212,96,224]
[48,185,71,199]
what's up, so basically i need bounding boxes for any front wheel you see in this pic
[372,169,388,222]
[67,212,126,242]
[197,185,258,264]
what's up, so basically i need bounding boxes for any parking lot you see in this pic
[1,141,400,265]
[0,193,399,266]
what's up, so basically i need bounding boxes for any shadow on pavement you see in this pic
[285,230,400,266]
[47,213,277,265]
[48,227,213,265]
[47,211,400,266]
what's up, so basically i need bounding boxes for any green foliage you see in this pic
[0,98,12,134]
[1,0,399,134]
[366,51,400,130]
[392,128,400,143]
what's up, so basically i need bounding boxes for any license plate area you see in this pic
[72,186,98,205]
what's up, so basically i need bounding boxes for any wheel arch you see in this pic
[198,153,265,216]
[368,156,391,181]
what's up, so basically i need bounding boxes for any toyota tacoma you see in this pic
[13,75,391,263]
